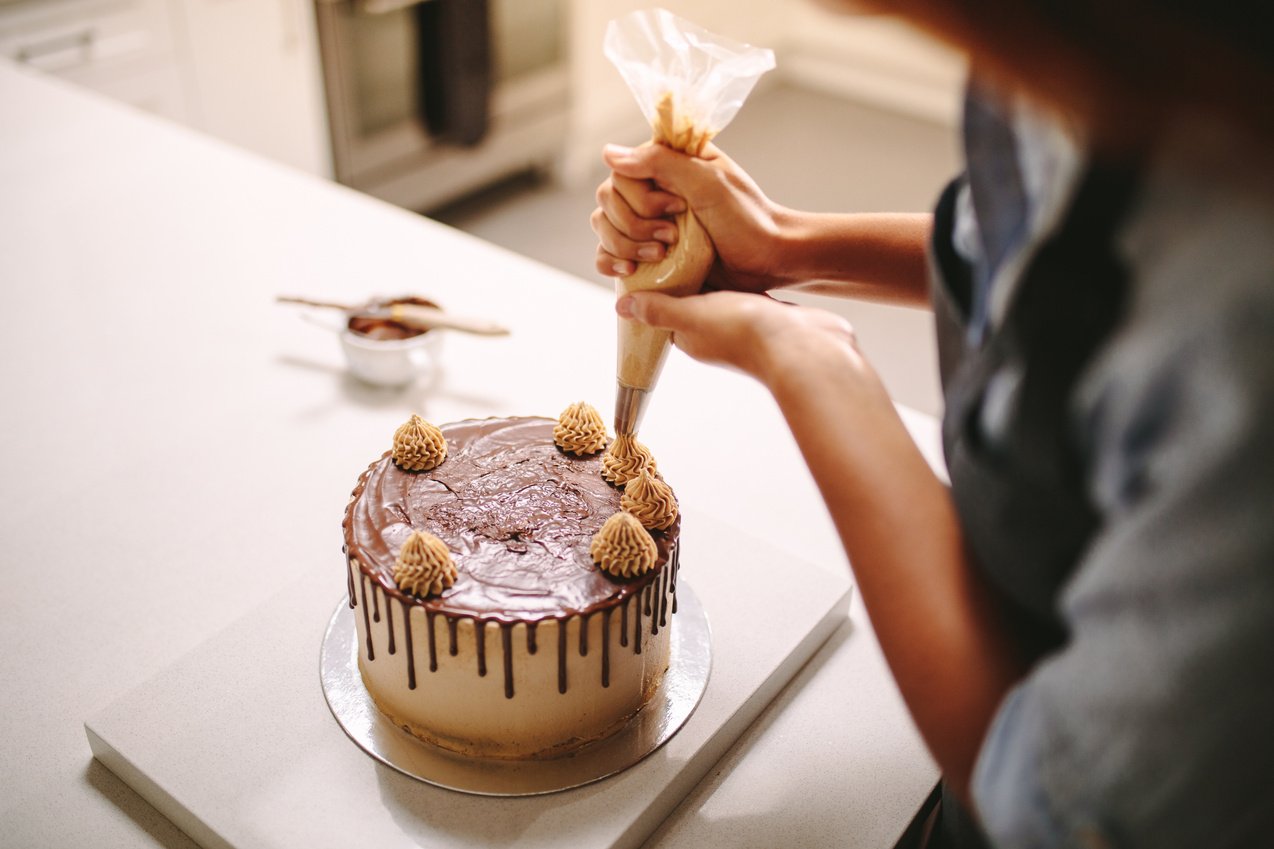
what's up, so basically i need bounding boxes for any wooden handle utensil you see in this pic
[276,296,510,337]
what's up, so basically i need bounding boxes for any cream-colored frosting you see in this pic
[601,434,657,486]
[620,469,679,531]
[651,91,715,157]
[392,414,447,471]
[616,95,715,391]
[553,402,609,456]
[393,530,457,597]
[590,511,657,578]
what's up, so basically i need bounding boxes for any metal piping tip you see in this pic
[613,382,651,437]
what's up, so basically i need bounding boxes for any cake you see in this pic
[342,412,681,759]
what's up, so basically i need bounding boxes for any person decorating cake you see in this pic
[591,2,1274,847]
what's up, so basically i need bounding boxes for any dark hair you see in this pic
[873,0,1274,147]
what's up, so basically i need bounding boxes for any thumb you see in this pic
[615,291,690,331]
[603,143,718,204]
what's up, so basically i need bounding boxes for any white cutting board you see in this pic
[86,507,851,849]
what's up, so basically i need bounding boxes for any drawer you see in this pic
[0,0,175,76]
[67,61,190,122]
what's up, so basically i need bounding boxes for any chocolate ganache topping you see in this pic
[345,417,678,621]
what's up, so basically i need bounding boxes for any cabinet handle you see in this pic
[359,0,436,16]
[15,29,95,74]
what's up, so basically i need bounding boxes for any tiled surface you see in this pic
[433,84,961,416]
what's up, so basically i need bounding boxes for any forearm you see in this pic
[761,340,1025,800]
[772,210,934,307]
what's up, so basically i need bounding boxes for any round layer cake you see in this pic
[342,416,680,759]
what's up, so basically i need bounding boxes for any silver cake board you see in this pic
[85,507,851,849]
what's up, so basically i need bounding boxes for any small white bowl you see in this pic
[339,327,443,388]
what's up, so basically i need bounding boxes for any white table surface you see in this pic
[0,60,938,849]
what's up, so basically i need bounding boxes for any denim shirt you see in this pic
[932,82,1274,848]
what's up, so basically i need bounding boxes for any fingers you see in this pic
[611,172,686,219]
[592,162,684,276]
[590,206,667,275]
[603,143,722,207]
[593,141,737,280]
[616,290,761,376]
[615,291,698,334]
[593,181,678,247]
[596,246,634,278]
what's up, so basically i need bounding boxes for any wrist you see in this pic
[750,311,879,402]
[767,207,819,287]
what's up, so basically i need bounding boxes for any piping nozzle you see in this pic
[613,382,652,437]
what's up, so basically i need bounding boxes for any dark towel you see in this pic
[417,0,491,146]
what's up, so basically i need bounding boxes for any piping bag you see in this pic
[604,9,774,436]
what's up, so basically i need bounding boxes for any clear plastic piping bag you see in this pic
[604,9,775,407]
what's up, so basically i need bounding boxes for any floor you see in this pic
[432,83,961,417]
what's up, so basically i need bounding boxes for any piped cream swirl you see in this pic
[393,530,457,597]
[601,434,657,486]
[553,401,608,456]
[620,469,678,530]
[590,511,657,578]
[392,414,447,471]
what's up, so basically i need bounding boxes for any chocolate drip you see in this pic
[579,611,589,657]
[501,624,515,699]
[600,608,612,688]
[475,619,487,677]
[447,617,459,657]
[346,557,356,609]
[644,585,653,617]
[426,611,438,672]
[650,580,661,637]
[620,597,629,648]
[360,573,375,661]
[402,600,417,689]
[527,621,538,654]
[671,549,680,614]
[372,584,381,623]
[657,566,668,629]
[386,595,396,654]
[633,593,643,655]
[557,619,568,694]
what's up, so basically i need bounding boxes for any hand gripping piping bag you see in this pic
[604,8,775,435]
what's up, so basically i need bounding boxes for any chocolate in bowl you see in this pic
[347,296,441,340]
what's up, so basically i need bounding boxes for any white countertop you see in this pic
[0,60,937,848]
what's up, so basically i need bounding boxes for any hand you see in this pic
[616,289,861,385]
[591,143,791,293]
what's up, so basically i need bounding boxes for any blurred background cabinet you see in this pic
[312,0,569,211]
[1,0,329,175]
[0,0,190,120]
[175,0,329,175]
[3,0,960,204]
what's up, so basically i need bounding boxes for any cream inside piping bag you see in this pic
[604,10,774,436]
[614,97,716,435]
